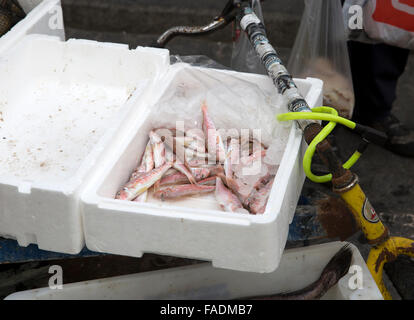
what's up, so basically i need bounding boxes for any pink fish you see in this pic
[224,137,240,184]
[189,167,210,181]
[173,162,196,184]
[150,131,166,190]
[186,158,209,167]
[194,164,224,178]
[184,147,209,161]
[253,172,272,190]
[149,131,166,167]
[164,168,178,177]
[248,178,274,214]
[154,184,215,201]
[129,141,154,182]
[215,177,245,213]
[201,102,226,163]
[116,162,173,201]
[132,141,155,202]
[175,136,205,152]
[160,172,189,186]
[240,149,267,167]
[225,177,251,207]
[197,176,217,186]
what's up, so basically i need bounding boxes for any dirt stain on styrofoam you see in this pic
[0,80,128,182]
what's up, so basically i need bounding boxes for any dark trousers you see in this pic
[348,41,410,124]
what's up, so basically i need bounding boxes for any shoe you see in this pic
[368,114,414,157]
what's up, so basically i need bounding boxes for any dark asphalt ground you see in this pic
[1,0,413,300]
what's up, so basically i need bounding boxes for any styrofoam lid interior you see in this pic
[0,34,167,187]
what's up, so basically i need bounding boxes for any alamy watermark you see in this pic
[348,264,364,290]
[48,265,63,290]
[48,5,64,31]
[348,5,364,30]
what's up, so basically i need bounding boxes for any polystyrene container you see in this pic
[0,33,170,253]
[4,242,383,300]
[0,0,65,53]
[80,63,323,273]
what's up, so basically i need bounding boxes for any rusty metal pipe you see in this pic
[156,18,230,48]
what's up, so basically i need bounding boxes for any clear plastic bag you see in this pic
[146,63,289,152]
[288,0,355,118]
[170,55,231,70]
[134,63,289,210]
[231,0,266,75]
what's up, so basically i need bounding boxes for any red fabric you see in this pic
[372,0,414,32]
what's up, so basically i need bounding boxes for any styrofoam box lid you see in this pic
[0,32,170,252]
[0,33,170,192]
[4,242,384,300]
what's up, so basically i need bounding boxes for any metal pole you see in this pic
[239,6,317,131]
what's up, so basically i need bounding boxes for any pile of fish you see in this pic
[115,102,276,215]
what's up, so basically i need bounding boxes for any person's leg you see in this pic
[348,41,409,124]
[348,40,414,157]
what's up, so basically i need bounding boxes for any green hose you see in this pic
[277,107,361,183]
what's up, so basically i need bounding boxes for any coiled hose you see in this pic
[277,107,362,183]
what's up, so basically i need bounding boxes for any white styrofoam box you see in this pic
[81,63,323,273]
[4,242,383,300]
[0,34,170,253]
[0,0,65,54]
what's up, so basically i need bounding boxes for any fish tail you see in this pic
[246,244,353,300]
[322,244,353,281]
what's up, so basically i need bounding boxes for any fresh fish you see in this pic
[224,137,239,184]
[196,164,224,177]
[150,130,166,190]
[175,136,205,151]
[160,172,189,186]
[215,177,244,213]
[184,147,209,161]
[240,133,251,158]
[185,129,205,142]
[141,141,155,173]
[132,141,155,202]
[201,102,226,163]
[130,141,154,182]
[164,168,178,177]
[248,178,274,214]
[149,131,166,168]
[247,245,353,300]
[165,137,207,166]
[134,191,148,203]
[154,184,215,201]
[116,162,173,201]
[225,177,251,207]
[253,172,272,190]
[189,167,210,181]
[240,149,267,167]
[197,176,217,186]
[173,162,196,184]
[250,139,266,155]
[160,169,213,186]
[186,158,210,167]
